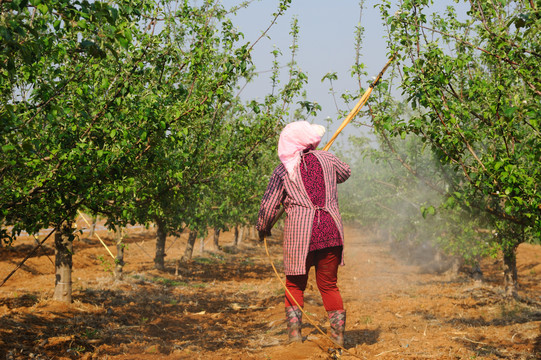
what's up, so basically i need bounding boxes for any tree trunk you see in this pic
[88,215,98,238]
[113,227,125,280]
[182,230,197,261]
[234,225,239,246]
[154,218,167,271]
[499,224,523,298]
[213,227,221,250]
[503,243,519,297]
[53,220,74,303]
[239,227,245,245]
[472,260,483,281]
[175,259,180,277]
[200,235,205,253]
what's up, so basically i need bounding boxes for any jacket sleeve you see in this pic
[333,154,351,184]
[256,166,286,232]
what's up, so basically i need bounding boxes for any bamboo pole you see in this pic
[78,210,115,259]
[322,55,395,151]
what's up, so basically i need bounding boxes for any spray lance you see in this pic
[262,55,395,355]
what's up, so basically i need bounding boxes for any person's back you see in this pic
[299,150,344,252]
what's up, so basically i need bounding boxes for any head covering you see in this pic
[278,121,326,181]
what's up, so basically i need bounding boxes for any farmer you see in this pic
[257,120,351,346]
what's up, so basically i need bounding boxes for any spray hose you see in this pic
[262,56,394,358]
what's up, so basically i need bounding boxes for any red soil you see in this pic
[0,220,539,359]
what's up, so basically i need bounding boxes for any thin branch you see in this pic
[414,22,519,65]
[22,64,88,127]
[0,229,55,288]
[439,94,487,172]
[469,0,541,58]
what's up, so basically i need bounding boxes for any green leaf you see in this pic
[118,36,129,49]
[503,106,516,117]
[37,3,48,14]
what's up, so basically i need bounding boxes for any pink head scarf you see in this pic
[278,121,326,181]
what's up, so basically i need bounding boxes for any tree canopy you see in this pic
[374,0,540,295]
[0,0,295,243]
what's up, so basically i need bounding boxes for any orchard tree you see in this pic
[134,10,313,268]
[376,0,541,296]
[146,14,317,265]
[1,0,162,301]
[0,0,292,300]
[317,0,494,276]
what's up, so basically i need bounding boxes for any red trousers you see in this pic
[285,246,343,311]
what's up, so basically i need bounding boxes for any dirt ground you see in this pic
[0,218,540,360]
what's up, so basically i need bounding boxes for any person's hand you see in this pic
[258,230,271,242]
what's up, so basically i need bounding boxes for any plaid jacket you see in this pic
[257,150,351,275]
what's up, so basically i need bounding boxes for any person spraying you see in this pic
[257,121,351,345]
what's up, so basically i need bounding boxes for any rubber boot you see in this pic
[285,306,302,343]
[328,309,346,347]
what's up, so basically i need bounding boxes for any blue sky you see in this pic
[221,0,467,147]
[222,0,395,145]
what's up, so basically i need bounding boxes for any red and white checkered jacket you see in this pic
[257,150,351,275]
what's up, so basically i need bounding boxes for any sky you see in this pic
[218,0,469,148]
[221,0,396,146]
